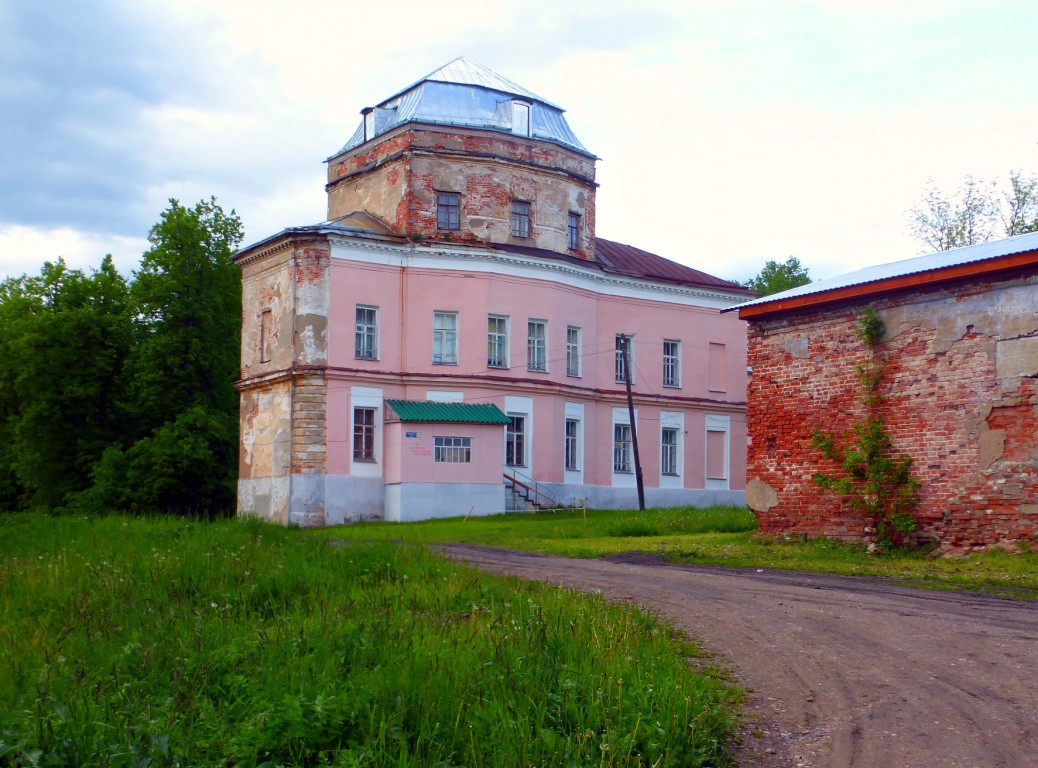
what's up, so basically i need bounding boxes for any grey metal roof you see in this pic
[730,230,1038,311]
[390,58,559,109]
[333,57,592,158]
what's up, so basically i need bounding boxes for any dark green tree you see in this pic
[0,257,131,510]
[84,198,243,516]
[739,256,811,296]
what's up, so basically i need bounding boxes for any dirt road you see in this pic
[442,545,1038,768]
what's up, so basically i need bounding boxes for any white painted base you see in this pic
[542,482,745,510]
[385,482,506,522]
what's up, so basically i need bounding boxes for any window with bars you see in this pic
[663,339,680,387]
[355,305,378,360]
[527,320,547,372]
[437,193,460,230]
[511,200,531,238]
[661,427,679,475]
[434,436,471,463]
[433,311,458,364]
[487,315,508,368]
[613,424,632,473]
[353,407,376,461]
[564,418,579,471]
[566,326,581,377]
[615,334,633,384]
[506,414,526,467]
[567,212,580,250]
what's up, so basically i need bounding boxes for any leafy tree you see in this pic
[1000,171,1038,236]
[739,256,811,296]
[909,171,1038,251]
[0,257,131,510]
[87,198,244,516]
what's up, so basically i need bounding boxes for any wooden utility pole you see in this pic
[621,334,645,510]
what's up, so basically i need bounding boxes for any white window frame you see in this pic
[350,387,383,477]
[506,413,526,467]
[615,334,633,384]
[527,319,547,372]
[434,436,472,463]
[355,305,378,360]
[353,406,376,462]
[613,423,633,473]
[487,315,509,369]
[663,339,680,388]
[566,326,581,377]
[433,311,458,364]
[661,427,679,476]
[564,418,580,472]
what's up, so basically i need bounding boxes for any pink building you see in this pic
[235,59,754,525]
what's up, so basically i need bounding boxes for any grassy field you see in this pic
[324,506,1038,599]
[0,514,738,767]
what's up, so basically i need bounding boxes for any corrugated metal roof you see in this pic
[385,400,510,424]
[731,230,1038,313]
[334,58,591,157]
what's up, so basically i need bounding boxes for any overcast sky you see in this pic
[2,0,1037,285]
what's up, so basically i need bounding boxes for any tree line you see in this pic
[0,198,242,516]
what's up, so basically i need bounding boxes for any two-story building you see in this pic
[235,58,754,525]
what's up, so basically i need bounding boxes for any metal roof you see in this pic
[730,231,1038,314]
[593,238,753,293]
[334,58,592,158]
[385,400,510,424]
[389,58,558,109]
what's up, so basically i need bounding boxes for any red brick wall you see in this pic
[745,271,1038,548]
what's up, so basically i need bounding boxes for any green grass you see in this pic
[325,506,1038,599]
[0,513,738,767]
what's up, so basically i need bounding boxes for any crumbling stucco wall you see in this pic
[326,126,596,257]
[236,238,331,526]
[746,271,1038,548]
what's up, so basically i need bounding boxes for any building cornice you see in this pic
[324,235,748,309]
[237,365,746,413]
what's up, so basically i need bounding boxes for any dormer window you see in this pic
[362,108,375,142]
[511,101,531,136]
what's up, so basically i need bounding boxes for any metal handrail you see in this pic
[502,468,559,510]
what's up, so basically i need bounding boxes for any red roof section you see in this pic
[594,238,750,292]
[488,238,750,292]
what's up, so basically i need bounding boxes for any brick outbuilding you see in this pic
[731,233,1038,549]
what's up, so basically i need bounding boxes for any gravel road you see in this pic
[442,545,1038,768]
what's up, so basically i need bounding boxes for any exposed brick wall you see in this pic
[326,126,596,257]
[745,271,1038,548]
[291,373,327,476]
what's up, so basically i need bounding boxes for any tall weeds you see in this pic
[0,514,737,766]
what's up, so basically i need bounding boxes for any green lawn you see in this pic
[0,513,738,767]
[323,506,1038,599]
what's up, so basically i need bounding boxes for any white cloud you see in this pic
[0,225,147,280]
